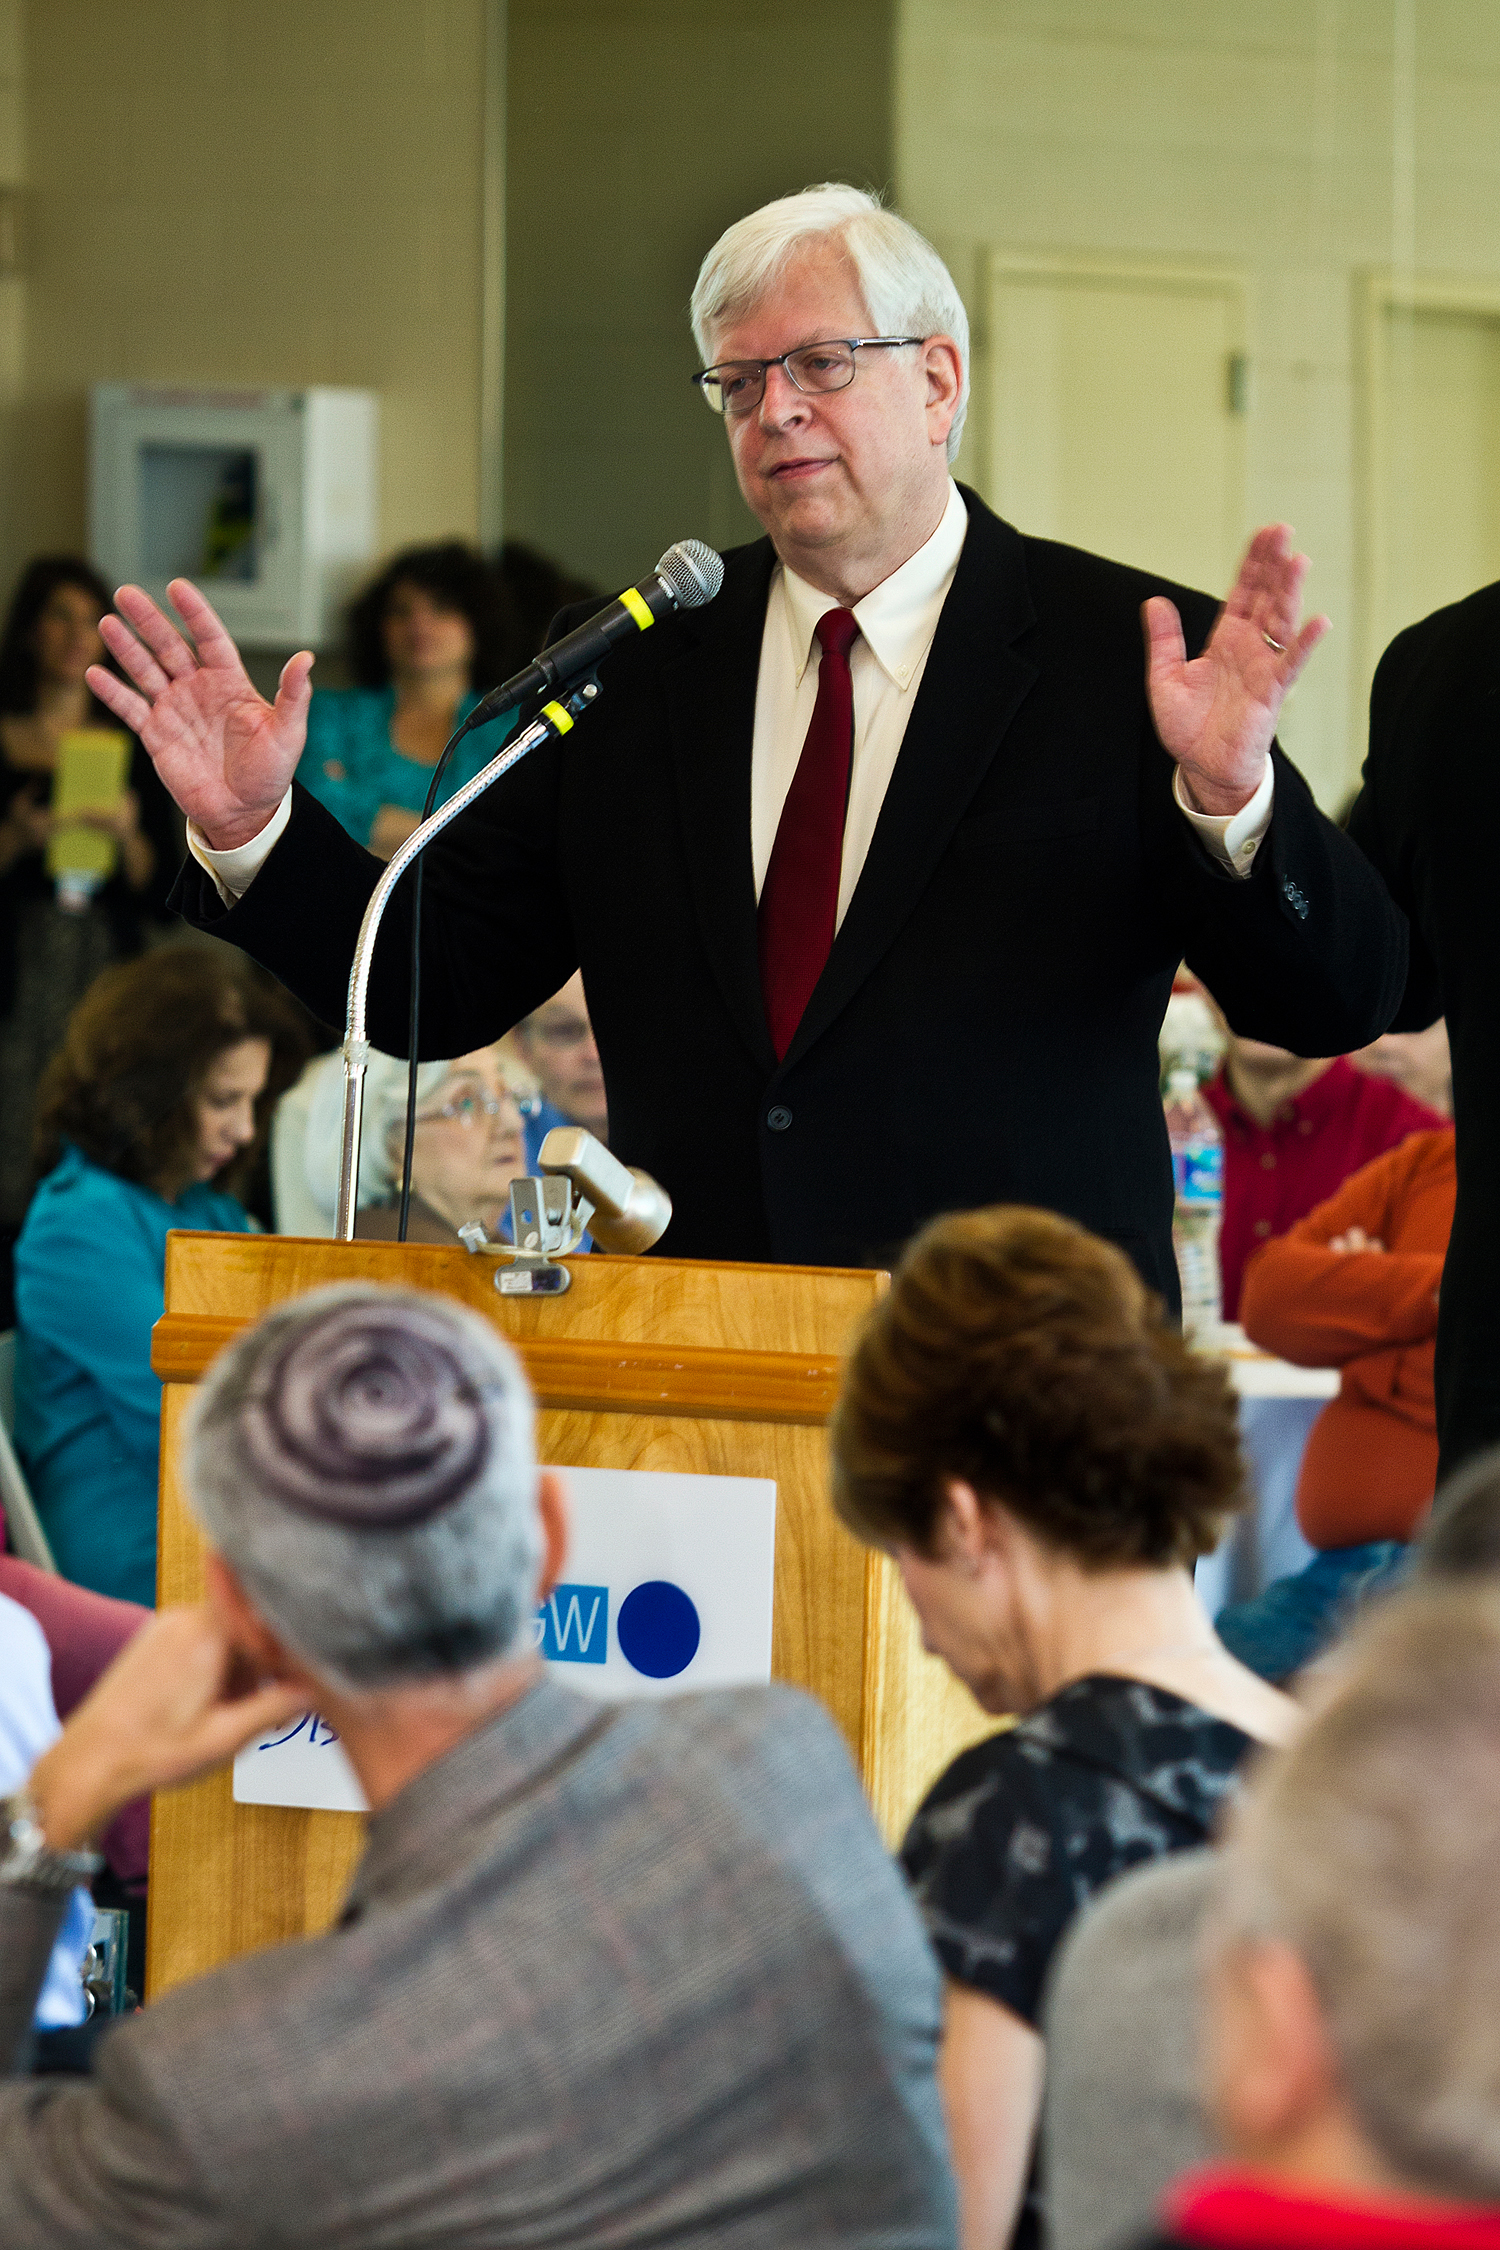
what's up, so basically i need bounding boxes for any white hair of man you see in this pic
[690,183,971,462]
[1216,1585,1500,2201]
[187,1284,542,1693]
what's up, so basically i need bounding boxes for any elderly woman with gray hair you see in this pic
[276,1043,527,1243]
[0,1285,956,2246]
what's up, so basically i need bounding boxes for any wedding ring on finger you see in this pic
[1263,631,1287,652]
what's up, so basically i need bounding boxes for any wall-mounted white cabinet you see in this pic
[90,384,378,649]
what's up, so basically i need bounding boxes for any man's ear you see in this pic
[203,1552,318,1692]
[922,334,963,446]
[534,1470,570,1606]
[1209,1933,1340,2160]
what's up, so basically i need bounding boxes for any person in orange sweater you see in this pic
[1213,1126,1454,1680]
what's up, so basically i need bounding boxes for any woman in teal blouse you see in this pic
[296,542,520,857]
[14,948,305,1606]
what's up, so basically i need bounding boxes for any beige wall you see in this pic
[894,0,1500,808]
[5,1,1496,800]
[503,0,894,596]
[6,0,494,610]
[0,0,24,581]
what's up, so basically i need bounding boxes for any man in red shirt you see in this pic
[1205,1034,1444,1319]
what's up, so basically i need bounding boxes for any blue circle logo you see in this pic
[617,1580,701,1679]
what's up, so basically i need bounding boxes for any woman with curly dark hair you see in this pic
[12,948,307,1606]
[831,1206,1294,2250]
[0,556,180,1231]
[295,540,520,859]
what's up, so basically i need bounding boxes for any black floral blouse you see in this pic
[901,1673,1255,2027]
[900,1675,1256,2250]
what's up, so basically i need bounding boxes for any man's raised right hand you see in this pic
[88,577,314,852]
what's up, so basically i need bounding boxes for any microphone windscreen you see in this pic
[656,540,724,609]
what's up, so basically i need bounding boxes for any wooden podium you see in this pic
[148,1231,994,1999]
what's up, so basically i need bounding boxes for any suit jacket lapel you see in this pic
[662,538,779,1074]
[781,495,1039,1072]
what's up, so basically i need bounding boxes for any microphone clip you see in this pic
[458,1174,581,1296]
[457,1127,673,1295]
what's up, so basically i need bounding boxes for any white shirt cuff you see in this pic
[186,790,293,905]
[1173,762,1274,878]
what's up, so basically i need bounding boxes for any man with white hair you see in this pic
[1138,1585,1500,2250]
[91,186,1405,1289]
[0,1286,956,2247]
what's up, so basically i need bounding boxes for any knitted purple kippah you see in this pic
[238,1297,498,1530]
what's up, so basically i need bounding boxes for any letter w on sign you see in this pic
[536,1584,609,1665]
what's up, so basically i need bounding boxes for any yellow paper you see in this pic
[46,730,129,883]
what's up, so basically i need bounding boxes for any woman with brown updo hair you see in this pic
[831,1206,1295,2250]
[11,949,306,1607]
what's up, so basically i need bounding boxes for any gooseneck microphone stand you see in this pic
[333,677,602,1241]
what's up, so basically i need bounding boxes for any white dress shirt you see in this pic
[190,478,1272,902]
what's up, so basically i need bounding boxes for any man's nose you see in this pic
[756,362,811,431]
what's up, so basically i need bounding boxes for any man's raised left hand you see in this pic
[1143,523,1330,819]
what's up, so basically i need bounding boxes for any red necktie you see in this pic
[758,606,860,1061]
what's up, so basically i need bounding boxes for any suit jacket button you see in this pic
[767,1106,793,1132]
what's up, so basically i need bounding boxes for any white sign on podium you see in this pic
[234,1466,777,1815]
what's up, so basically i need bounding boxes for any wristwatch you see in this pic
[0,1789,103,1893]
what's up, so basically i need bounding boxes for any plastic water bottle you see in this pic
[1165,1066,1223,1339]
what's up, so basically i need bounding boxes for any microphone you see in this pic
[537,1127,672,1255]
[463,539,724,734]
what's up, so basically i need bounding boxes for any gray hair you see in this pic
[302,1047,455,1216]
[187,1284,542,1693]
[1216,1586,1500,2200]
[1411,1444,1500,1584]
[690,183,971,462]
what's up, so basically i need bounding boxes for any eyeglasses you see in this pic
[414,1093,513,1130]
[692,337,926,418]
[525,1019,594,1050]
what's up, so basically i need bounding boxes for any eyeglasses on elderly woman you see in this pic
[412,1091,514,1130]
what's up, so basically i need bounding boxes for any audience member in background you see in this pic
[12,950,306,1606]
[1216,1126,1455,1681]
[293,1044,527,1244]
[1410,1441,1500,1580]
[513,971,609,1159]
[1147,1587,1500,2250]
[0,1593,97,2064]
[830,1206,1294,2250]
[296,542,517,859]
[1351,1015,1452,1118]
[0,1286,956,2246]
[269,1045,440,1236]
[1204,1028,1444,1320]
[356,1049,526,1244]
[1041,1440,1500,2250]
[0,1541,148,1910]
[0,558,180,1244]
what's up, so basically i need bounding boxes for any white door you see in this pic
[978,255,1249,597]
[1367,298,1500,659]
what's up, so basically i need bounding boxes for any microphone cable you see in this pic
[387,542,723,1239]
[394,693,539,1242]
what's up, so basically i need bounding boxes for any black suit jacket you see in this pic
[176,490,1407,1298]
[1346,581,1500,1471]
